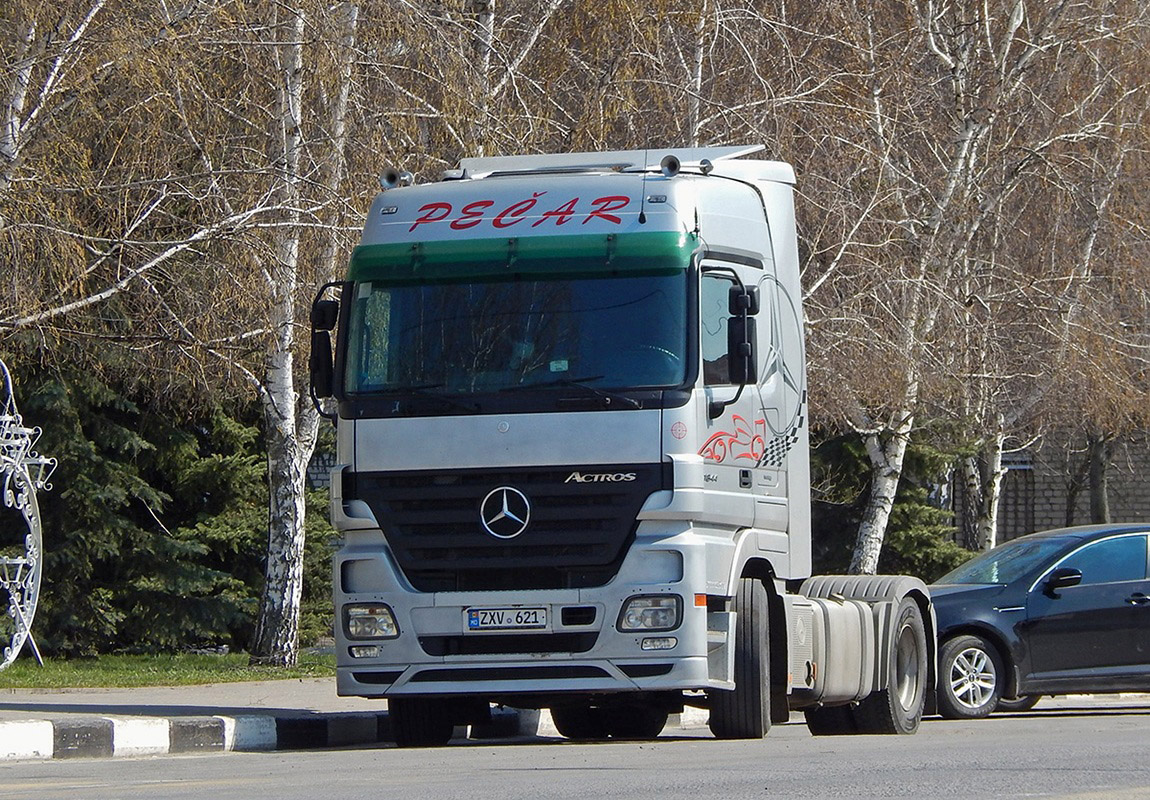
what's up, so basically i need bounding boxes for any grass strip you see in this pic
[0,652,336,689]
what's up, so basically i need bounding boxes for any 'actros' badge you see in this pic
[479,486,531,539]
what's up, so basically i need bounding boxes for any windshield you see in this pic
[343,273,687,395]
[934,536,1071,586]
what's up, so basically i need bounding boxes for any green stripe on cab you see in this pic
[348,230,697,283]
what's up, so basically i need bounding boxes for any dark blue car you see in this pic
[929,523,1150,719]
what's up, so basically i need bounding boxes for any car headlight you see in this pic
[617,595,682,632]
[344,604,400,639]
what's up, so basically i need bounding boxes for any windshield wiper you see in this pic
[502,375,641,409]
[389,383,480,414]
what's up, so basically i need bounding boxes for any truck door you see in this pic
[698,262,780,528]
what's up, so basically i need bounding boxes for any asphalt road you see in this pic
[4,699,1149,800]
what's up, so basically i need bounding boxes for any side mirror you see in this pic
[310,329,334,400]
[727,316,757,385]
[728,285,760,315]
[309,284,345,416]
[312,299,340,331]
[1043,567,1082,597]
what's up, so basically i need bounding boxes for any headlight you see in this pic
[617,595,682,632]
[344,604,400,639]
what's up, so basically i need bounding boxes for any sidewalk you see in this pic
[0,678,536,760]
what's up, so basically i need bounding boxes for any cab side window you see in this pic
[1057,535,1148,585]
[701,273,734,386]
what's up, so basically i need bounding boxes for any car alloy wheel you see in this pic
[951,647,995,707]
[937,634,1004,719]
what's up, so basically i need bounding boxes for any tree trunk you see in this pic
[249,1,358,667]
[1064,441,1088,526]
[849,411,914,575]
[472,0,495,155]
[975,427,1006,551]
[250,3,308,667]
[1087,431,1113,524]
[251,400,309,665]
[687,1,707,147]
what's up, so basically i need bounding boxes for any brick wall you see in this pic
[998,431,1150,542]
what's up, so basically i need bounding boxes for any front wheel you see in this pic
[389,697,455,747]
[936,634,1005,719]
[709,577,770,739]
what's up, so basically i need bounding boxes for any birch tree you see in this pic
[948,1,1150,547]
[785,0,1150,572]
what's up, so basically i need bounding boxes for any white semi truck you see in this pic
[310,146,935,746]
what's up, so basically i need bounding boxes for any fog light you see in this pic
[641,636,678,651]
[350,645,381,658]
[344,604,400,639]
[618,595,682,632]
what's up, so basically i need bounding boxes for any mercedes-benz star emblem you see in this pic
[480,486,531,539]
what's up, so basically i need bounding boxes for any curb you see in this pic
[0,706,712,761]
[0,706,536,761]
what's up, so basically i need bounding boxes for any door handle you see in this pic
[1127,593,1150,606]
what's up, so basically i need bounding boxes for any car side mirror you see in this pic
[1043,567,1082,597]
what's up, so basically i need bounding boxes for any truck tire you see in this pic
[936,633,1004,719]
[804,704,858,736]
[709,577,770,740]
[601,703,669,739]
[852,596,927,734]
[551,704,608,740]
[389,697,455,747]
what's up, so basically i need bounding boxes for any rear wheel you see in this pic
[853,597,927,734]
[390,697,455,747]
[937,634,1004,719]
[709,577,770,740]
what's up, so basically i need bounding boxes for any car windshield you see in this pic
[343,272,687,395]
[934,536,1071,585]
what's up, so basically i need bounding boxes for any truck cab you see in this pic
[312,147,933,745]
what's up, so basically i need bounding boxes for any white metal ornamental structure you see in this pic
[0,358,55,670]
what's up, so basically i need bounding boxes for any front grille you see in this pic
[347,463,670,591]
[419,632,599,656]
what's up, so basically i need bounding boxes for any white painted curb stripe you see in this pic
[0,720,54,760]
[219,715,278,751]
[110,717,170,757]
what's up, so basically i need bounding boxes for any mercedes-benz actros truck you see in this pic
[310,146,935,746]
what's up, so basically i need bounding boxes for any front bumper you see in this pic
[334,527,725,699]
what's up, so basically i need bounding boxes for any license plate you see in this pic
[467,607,547,631]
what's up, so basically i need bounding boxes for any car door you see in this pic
[1023,533,1150,689]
